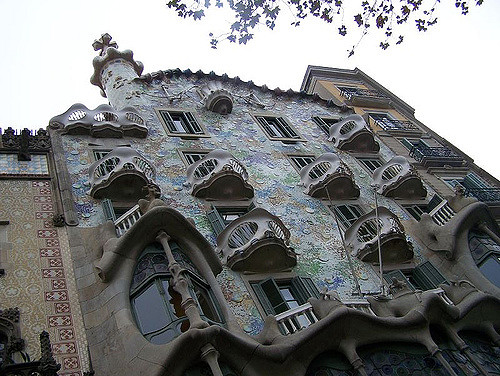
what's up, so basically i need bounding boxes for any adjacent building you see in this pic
[1,35,499,376]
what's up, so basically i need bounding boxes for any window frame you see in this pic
[311,116,342,135]
[328,204,365,230]
[155,108,210,139]
[130,242,222,344]
[206,203,256,236]
[285,153,316,173]
[252,113,305,143]
[356,156,385,174]
[384,261,447,291]
[178,148,213,167]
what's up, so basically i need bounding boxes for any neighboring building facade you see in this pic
[1,35,499,376]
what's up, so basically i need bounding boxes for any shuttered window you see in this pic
[312,116,341,134]
[384,261,447,291]
[255,115,301,141]
[157,109,207,137]
[251,277,320,315]
[206,204,256,236]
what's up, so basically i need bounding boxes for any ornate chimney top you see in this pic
[92,33,118,56]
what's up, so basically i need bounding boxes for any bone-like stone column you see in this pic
[156,231,208,330]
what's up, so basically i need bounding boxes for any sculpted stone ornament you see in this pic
[92,33,118,56]
[38,331,61,376]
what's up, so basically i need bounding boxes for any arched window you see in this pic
[468,229,500,288]
[130,242,221,344]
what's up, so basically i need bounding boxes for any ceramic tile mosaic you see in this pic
[60,75,434,334]
[0,180,88,374]
[0,154,49,175]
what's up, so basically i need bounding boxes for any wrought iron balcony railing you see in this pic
[345,207,413,264]
[410,145,465,168]
[465,187,500,203]
[372,118,421,134]
[186,149,253,200]
[50,103,147,138]
[299,153,359,199]
[338,87,391,108]
[372,156,427,199]
[88,147,158,200]
[328,114,380,153]
[216,208,296,273]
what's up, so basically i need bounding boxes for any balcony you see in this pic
[328,114,380,153]
[372,156,427,199]
[216,208,296,272]
[88,147,158,200]
[428,199,456,226]
[275,302,319,335]
[345,207,413,264]
[338,87,391,108]
[49,103,147,138]
[370,118,422,136]
[299,153,360,199]
[409,145,465,168]
[186,149,254,200]
[114,204,142,236]
[465,187,500,203]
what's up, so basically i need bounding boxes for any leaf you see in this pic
[354,14,363,26]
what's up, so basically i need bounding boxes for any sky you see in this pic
[0,0,499,179]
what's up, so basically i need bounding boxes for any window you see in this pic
[329,204,365,230]
[207,203,255,236]
[92,149,118,176]
[402,195,444,221]
[181,150,210,165]
[156,109,208,137]
[357,157,384,173]
[384,261,447,291]
[254,115,301,142]
[468,229,500,288]
[102,198,133,222]
[312,116,341,134]
[400,138,429,151]
[288,154,316,172]
[130,243,221,344]
[251,277,319,330]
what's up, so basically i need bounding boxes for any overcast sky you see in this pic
[1,0,499,179]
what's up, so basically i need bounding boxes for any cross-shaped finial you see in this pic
[92,33,118,56]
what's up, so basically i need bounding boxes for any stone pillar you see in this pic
[156,231,208,330]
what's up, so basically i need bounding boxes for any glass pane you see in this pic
[133,283,169,334]
[479,257,500,288]
[150,328,177,345]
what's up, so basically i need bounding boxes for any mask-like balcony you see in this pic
[345,207,413,264]
[372,156,427,199]
[409,144,465,168]
[328,114,380,153]
[49,103,147,138]
[186,149,254,200]
[338,87,391,108]
[88,147,158,200]
[216,208,296,273]
[299,153,360,199]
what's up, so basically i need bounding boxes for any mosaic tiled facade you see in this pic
[2,34,500,376]
[0,177,88,373]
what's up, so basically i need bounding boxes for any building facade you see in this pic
[1,35,499,376]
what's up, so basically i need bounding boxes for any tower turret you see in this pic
[90,33,144,109]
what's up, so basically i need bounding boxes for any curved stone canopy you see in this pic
[299,152,360,199]
[49,103,147,138]
[216,208,296,273]
[328,114,380,153]
[186,149,254,200]
[372,156,427,199]
[345,206,414,264]
[88,146,157,200]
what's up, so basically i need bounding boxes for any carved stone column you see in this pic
[156,231,208,330]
